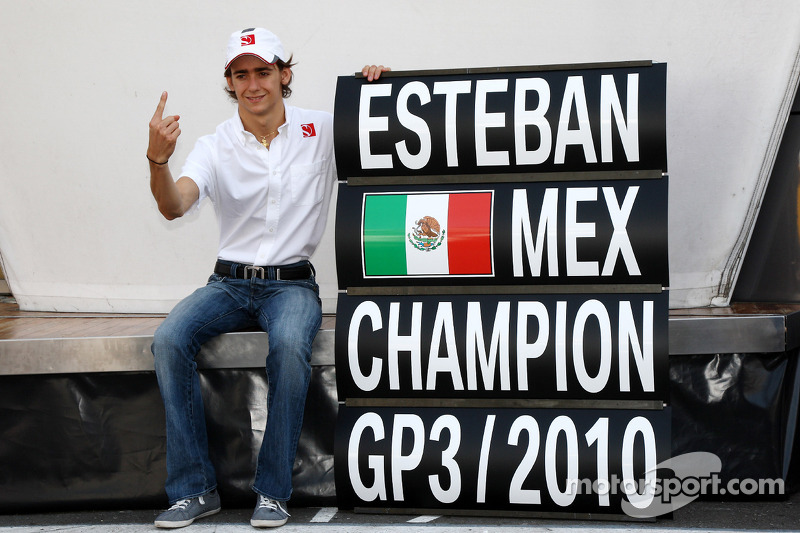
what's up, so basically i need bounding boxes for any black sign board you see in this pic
[336,179,668,289]
[334,62,667,180]
[333,61,671,521]
[335,292,668,402]
[335,406,671,515]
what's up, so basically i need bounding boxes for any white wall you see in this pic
[1,0,799,312]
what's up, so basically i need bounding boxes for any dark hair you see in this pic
[224,56,296,101]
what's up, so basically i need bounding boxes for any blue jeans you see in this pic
[152,264,322,504]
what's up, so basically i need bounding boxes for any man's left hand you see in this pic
[362,65,391,82]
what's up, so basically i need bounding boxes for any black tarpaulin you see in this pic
[0,367,337,512]
[670,350,800,492]
[0,353,797,512]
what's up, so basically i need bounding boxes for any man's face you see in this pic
[226,55,291,119]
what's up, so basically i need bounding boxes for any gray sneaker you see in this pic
[250,495,290,527]
[154,490,221,528]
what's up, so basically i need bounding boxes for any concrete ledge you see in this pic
[3,304,800,376]
[0,329,335,376]
[669,304,800,355]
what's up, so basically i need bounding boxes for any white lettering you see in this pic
[566,188,599,277]
[427,302,464,390]
[391,414,425,501]
[395,81,432,170]
[515,77,552,165]
[348,300,383,391]
[465,301,511,391]
[357,73,647,171]
[358,84,393,169]
[545,416,579,507]
[388,301,423,390]
[428,415,462,503]
[433,80,471,167]
[556,301,568,391]
[555,76,597,164]
[475,79,510,166]
[601,186,641,276]
[573,299,612,393]
[349,412,387,501]
[344,298,657,396]
[618,300,654,392]
[516,301,549,390]
[512,188,559,277]
[512,186,642,278]
[600,73,639,162]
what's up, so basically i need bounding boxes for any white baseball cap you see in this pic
[225,28,287,70]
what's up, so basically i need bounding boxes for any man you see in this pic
[147,27,388,529]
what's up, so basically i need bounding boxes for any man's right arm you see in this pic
[147,92,199,220]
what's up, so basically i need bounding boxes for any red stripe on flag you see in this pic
[448,193,492,274]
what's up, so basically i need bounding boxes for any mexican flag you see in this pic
[362,192,494,276]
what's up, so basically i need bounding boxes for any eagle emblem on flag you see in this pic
[408,216,445,252]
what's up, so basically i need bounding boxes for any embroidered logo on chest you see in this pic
[301,123,316,138]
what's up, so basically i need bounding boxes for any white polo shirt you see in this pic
[181,105,337,266]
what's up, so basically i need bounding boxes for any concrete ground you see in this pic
[1,492,799,533]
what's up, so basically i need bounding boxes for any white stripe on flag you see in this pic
[405,194,450,275]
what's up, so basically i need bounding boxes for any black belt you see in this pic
[214,261,313,281]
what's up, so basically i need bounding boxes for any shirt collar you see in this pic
[233,105,294,146]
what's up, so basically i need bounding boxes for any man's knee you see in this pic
[152,318,197,373]
[153,320,182,353]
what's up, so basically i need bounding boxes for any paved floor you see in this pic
[1,493,799,533]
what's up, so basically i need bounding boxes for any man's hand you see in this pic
[147,91,181,165]
[147,91,198,220]
[362,65,391,82]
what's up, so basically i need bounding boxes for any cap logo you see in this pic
[241,34,255,46]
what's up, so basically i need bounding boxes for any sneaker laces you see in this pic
[257,496,290,516]
[167,499,191,511]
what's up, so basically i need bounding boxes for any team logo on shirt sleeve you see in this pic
[301,123,317,138]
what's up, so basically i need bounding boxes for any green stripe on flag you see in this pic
[363,195,408,275]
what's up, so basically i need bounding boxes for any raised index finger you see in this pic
[152,91,168,122]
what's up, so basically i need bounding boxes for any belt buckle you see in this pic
[244,265,265,279]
